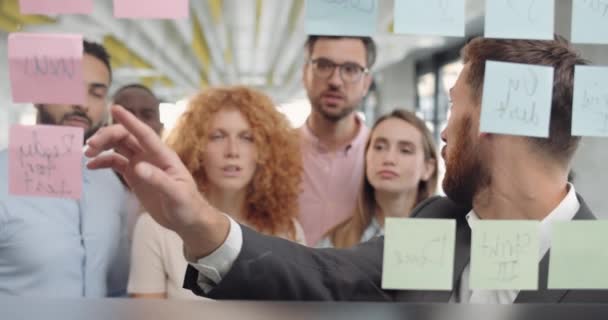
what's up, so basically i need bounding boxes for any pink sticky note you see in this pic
[19,0,94,15]
[113,0,189,19]
[9,125,84,199]
[8,33,85,105]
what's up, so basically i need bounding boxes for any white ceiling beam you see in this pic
[256,0,293,76]
[271,4,306,86]
[191,1,227,79]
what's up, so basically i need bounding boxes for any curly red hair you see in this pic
[165,86,302,239]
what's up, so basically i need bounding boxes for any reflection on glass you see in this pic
[416,60,464,195]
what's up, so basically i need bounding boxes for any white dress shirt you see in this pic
[189,184,580,300]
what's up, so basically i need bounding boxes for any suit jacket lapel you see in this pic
[450,215,472,302]
[514,194,595,303]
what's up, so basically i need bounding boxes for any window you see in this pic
[415,47,465,195]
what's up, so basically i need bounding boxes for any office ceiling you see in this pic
[0,0,484,103]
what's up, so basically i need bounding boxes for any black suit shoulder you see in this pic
[410,196,470,220]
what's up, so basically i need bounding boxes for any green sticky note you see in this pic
[548,221,608,289]
[470,220,540,290]
[382,218,456,291]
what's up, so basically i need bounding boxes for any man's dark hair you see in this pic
[461,35,589,165]
[113,83,157,101]
[305,35,377,68]
[84,40,112,80]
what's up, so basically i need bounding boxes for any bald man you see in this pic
[113,84,163,135]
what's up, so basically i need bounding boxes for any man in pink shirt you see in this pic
[298,36,375,245]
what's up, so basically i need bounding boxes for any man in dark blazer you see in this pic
[84,36,608,303]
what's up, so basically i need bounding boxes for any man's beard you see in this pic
[311,87,359,122]
[442,116,490,208]
[317,103,356,122]
[38,107,103,144]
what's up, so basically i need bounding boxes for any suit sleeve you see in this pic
[184,226,392,301]
[183,196,447,301]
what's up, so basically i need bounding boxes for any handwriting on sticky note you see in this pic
[8,33,85,105]
[572,66,608,136]
[470,221,539,290]
[480,61,554,137]
[19,0,94,15]
[9,125,83,199]
[382,218,456,291]
[481,232,532,282]
[571,0,608,44]
[393,234,449,267]
[393,0,465,37]
[306,0,378,36]
[549,221,608,289]
[497,69,540,125]
[485,0,554,40]
[113,0,189,19]
[20,55,78,79]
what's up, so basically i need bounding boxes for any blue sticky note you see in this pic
[571,0,608,44]
[571,65,608,137]
[393,0,465,37]
[305,0,378,36]
[484,0,554,40]
[480,61,555,138]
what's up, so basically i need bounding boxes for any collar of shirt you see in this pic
[360,216,384,243]
[300,115,369,155]
[465,182,579,257]
[81,146,117,184]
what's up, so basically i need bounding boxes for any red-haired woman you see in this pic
[128,86,305,299]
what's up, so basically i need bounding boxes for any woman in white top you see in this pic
[318,110,438,249]
[128,86,306,299]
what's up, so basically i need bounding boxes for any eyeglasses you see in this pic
[308,58,369,83]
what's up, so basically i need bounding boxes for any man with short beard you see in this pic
[298,35,375,246]
[85,36,608,303]
[0,41,129,297]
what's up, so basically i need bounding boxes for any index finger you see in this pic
[110,104,170,159]
[85,123,142,158]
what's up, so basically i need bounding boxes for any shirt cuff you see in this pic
[187,215,243,293]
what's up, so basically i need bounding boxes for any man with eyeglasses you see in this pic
[298,35,375,246]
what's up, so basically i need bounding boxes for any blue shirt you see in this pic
[0,149,129,297]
